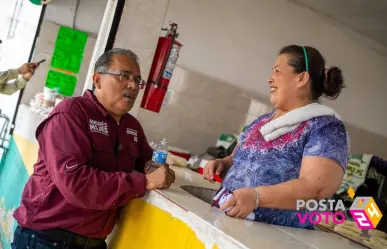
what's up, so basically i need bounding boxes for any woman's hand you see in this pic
[203,159,225,182]
[221,188,257,219]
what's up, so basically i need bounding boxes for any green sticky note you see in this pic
[50,26,88,73]
[45,70,77,96]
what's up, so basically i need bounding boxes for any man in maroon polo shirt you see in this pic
[11,48,175,249]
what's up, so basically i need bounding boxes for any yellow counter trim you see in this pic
[110,198,219,249]
[13,133,39,176]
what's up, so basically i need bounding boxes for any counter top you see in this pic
[146,166,366,249]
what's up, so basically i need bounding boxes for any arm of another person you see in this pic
[223,121,348,217]
[0,64,38,95]
[0,69,23,95]
[41,110,146,211]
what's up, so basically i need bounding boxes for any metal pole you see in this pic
[82,0,125,93]
[10,4,47,135]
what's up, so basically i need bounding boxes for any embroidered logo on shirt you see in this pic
[89,119,108,136]
[126,128,137,136]
[126,128,138,142]
[65,163,81,170]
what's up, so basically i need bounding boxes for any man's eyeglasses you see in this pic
[98,71,146,88]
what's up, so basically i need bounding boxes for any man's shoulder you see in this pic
[51,96,92,115]
[42,96,94,126]
[36,97,88,139]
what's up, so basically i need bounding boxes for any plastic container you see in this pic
[43,87,58,107]
[168,146,191,160]
[152,138,168,166]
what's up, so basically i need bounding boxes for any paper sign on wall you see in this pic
[50,26,88,74]
[45,70,77,96]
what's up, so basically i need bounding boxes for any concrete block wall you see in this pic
[114,0,170,117]
[136,67,272,155]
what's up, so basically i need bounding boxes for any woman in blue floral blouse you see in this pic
[204,45,348,229]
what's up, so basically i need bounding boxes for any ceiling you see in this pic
[43,0,387,48]
[293,0,387,47]
[44,0,107,37]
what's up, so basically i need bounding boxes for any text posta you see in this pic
[296,199,347,225]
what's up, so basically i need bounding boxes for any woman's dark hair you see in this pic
[279,45,345,100]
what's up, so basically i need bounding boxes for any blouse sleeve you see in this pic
[303,117,348,169]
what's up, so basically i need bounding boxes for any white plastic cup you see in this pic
[43,87,58,107]
[44,87,57,102]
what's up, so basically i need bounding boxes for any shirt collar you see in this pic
[83,90,109,117]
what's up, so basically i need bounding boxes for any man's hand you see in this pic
[203,159,225,183]
[145,165,175,190]
[19,63,39,81]
[144,160,158,174]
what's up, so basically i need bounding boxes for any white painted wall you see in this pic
[163,0,387,138]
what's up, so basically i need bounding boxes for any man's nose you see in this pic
[127,80,138,90]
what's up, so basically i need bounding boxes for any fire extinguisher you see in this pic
[140,22,182,113]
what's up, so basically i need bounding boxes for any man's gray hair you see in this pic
[94,48,139,73]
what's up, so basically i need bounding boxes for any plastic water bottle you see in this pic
[152,138,168,166]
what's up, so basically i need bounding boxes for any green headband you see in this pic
[301,46,309,72]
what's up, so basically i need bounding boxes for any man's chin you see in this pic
[122,105,134,114]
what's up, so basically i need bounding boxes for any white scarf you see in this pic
[260,103,343,142]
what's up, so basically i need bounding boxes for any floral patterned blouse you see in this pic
[222,113,348,229]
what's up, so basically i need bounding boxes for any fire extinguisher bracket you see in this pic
[147,80,168,90]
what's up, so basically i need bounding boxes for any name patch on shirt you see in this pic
[89,119,108,136]
[127,128,138,142]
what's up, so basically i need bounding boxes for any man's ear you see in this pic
[296,72,310,88]
[92,73,102,89]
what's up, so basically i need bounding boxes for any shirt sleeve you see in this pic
[39,110,146,211]
[0,69,28,95]
[134,126,153,173]
[303,118,348,169]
